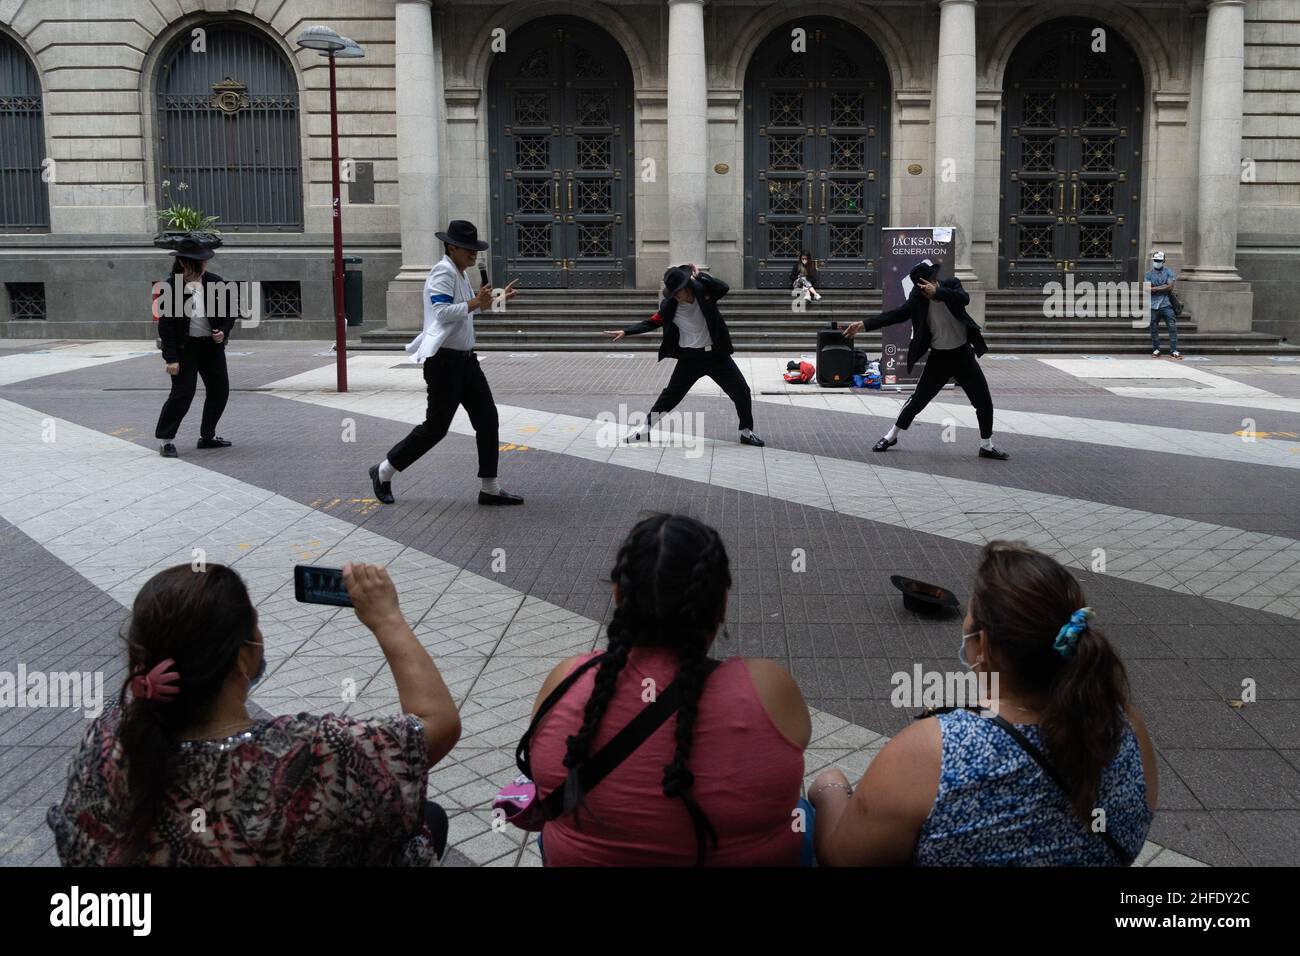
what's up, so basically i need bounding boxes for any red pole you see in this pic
[328,50,348,392]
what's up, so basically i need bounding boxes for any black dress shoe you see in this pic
[160,443,178,459]
[872,436,897,453]
[978,446,1010,461]
[369,464,395,504]
[197,436,232,449]
[479,489,524,506]
[739,432,765,447]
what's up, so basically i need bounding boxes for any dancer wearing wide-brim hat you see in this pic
[368,220,524,506]
[152,232,236,459]
[843,260,1008,460]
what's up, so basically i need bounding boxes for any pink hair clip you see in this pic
[131,658,180,702]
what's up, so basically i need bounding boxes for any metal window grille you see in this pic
[6,282,46,319]
[261,281,301,318]
[156,23,303,231]
[0,36,50,231]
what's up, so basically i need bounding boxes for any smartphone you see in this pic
[294,565,353,607]
[479,265,490,289]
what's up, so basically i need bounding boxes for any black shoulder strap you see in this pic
[516,653,607,780]
[918,706,1128,863]
[537,663,718,822]
[984,713,1129,863]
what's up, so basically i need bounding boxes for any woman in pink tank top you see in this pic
[525,515,811,866]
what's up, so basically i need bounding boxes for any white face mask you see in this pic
[958,631,983,671]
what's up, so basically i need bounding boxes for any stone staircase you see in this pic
[357,288,1294,354]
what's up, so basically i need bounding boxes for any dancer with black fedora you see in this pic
[368,220,522,506]
[843,260,1008,460]
[603,264,764,447]
[153,234,236,459]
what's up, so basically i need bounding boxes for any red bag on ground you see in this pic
[784,360,815,384]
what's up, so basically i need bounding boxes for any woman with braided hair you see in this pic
[526,514,811,866]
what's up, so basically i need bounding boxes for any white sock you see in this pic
[884,425,899,441]
[740,428,754,438]
[481,477,501,495]
[378,459,396,482]
[981,437,995,451]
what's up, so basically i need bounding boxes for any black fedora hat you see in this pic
[662,265,692,297]
[908,259,941,285]
[890,574,960,616]
[436,220,489,251]
[154,230,221,260]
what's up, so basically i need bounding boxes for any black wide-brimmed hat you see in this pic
[890,574,960,617]
[663,265,692,297]
[436,220,489,251]
[154,231,221,260]
[908,259,941,285]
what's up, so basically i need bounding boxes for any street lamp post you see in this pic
[296,26,365,393]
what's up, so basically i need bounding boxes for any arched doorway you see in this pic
[0,32,49,231]
[998,18,1144,288]
[155,22,303,230]
[487,16,635,289]
[743,18,891,289]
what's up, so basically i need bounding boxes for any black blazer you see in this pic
[621,272,735,360]
[154,271,235,363]
[860,277,987,372]
[790,260,818,286]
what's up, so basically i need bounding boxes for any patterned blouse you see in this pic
[914,708,1152,866]
[47,702,435,866]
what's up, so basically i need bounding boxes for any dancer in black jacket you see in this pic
[843,260,1008,460]
[153,236,236,458]
[603,264,764,446]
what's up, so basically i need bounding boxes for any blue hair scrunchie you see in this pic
[1053,607,1094,658]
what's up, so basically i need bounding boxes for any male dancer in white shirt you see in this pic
[603,264,764,447]
[368,220,522,505]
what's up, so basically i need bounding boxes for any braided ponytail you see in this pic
[561,514,731,862]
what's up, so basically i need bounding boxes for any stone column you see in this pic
[666,0,708,267]
[386,0,441,330]
[1180,0,1253,330]
[933,0,984,321]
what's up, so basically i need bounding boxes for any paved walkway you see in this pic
[4,340,1299,866]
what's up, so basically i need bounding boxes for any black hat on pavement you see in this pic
[890,574,960,617]
[436,220,490,251]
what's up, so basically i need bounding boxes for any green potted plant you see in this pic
[154,181,222,251]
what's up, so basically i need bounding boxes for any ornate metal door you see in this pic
[744,19,890,289]
[488,17,634,288]
[0,34,49,232]
[999,19,1144,288]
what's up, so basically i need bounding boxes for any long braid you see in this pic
[559,514,731,861]
[660,532,727,863]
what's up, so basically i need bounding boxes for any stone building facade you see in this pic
[0,0,1296,340]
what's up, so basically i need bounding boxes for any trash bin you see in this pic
[343,256,363,326]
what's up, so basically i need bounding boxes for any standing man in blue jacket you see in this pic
[1146,250,1181,359]
[843,260,1008,460]
[368,220,522,506]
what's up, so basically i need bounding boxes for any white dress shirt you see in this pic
[405,255,480,362]
[673,298,712,350]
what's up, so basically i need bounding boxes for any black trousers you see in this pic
[648,349,754,431]
[386,349,499,477]
[895,345,994,440]
[155,337,229,441]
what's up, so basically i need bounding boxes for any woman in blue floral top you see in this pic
[810,541,1157,866]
